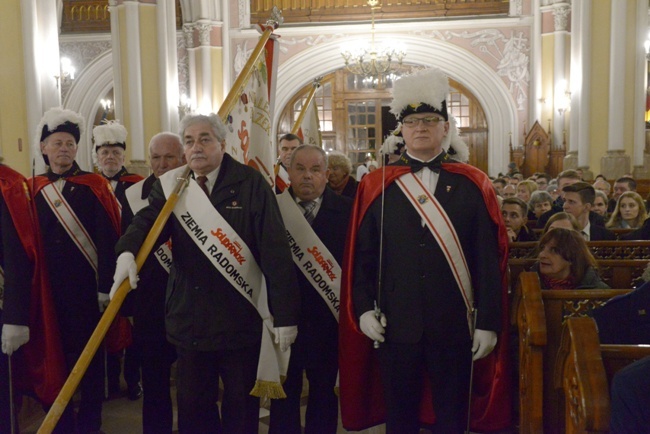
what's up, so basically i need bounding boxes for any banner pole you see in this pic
[37,9,283,433]
[290,78,322,135]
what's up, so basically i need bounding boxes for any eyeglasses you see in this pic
[402,116,445,127]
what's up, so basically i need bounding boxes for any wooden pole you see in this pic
[37,21,279,434]
[290,78,322,135]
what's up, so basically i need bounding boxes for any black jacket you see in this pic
[589,224,616,241]
[117,154,300,351]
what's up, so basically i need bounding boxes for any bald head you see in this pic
[149,132,184,178]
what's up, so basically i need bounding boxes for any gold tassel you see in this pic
[250,380,287,399]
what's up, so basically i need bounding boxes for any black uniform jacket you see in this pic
[352,158,502,345]
[116,154,300,351]
[34,163,118,349]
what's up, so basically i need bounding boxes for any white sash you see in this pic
[276,190,341,321]
[159,165,289,398]
[41,183,98,274]
[277,164,290,186]
[395,173,475,335]
[126,180,172,274]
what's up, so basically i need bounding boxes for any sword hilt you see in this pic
[373,300,381,349]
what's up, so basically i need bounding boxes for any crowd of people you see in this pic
[1,65,648,434]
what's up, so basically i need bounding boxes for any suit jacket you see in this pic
[117,154,300,351]
[288,186,352,345]
[593,280,650,344]
[352,158,502,345]
[589,224,616,241]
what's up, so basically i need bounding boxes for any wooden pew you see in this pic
[509,258,649,292]
[508,240,650,260]
[555,316,650,433]
[512,272,631,434]
[530,228,635,239]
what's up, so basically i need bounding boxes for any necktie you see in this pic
[299,200,317,224]
[196,176,210,197]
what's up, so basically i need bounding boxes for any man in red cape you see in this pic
[31,107,120,434]
[339,68,511,433]
[1,163,67,432]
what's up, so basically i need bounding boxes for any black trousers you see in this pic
[378,339,472,434]
[268,331,338,434]
[140,338,176,434]
[176,344,260,434]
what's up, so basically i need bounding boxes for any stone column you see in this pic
[601,0,630,178]
[552,3,573,170]
[633,0,650,178]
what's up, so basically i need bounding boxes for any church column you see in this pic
[575,0,593,178]
[633,0,650,178]
[531,0,543,124]
[183,20,224,114]
[551,3,571,169]
[601,0,630,178]
[21,0,65,173]
[110,0,179,176]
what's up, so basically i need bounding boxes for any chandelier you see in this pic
[340,0,406,80]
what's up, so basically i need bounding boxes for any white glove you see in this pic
[274,326,298,352]
[359,310,387,343]
[98,292,110,313]
[1,324,30,356]
[472,329,497,361]
[110,252,138,300]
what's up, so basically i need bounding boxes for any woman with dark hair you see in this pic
[534,228,609,289]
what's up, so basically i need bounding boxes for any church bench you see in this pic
[555,316,650,433]
[512,271,631,434]
[508,258,649,291]
[530,228,635,239]
[508,240,650,260]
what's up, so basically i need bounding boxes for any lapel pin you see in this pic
[446,185,451,192]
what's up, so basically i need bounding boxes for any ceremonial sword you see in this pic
[374,157,387,349]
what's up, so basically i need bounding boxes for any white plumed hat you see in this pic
[35,107,85,166]
[389,68,449,121]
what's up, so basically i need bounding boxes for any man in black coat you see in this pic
[112,113,300,434]
[120,132,185,433]
[0,164,35,434]
[346,68,507,434]
[33,107,120,434]
[93,121,145,400]
[269,145,352,434]
[562,182,616,241]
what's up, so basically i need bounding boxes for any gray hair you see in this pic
[179,113,227,142]
[289,144,328,168]
[327,151,352,175]
[529,190,553,208]
[148,132,183,154]
[595,190,608,204]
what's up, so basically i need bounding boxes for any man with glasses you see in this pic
[340,68,510,434]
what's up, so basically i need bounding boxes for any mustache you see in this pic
[190,153,206,160]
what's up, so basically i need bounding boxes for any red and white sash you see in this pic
[41,183,98,274]
[125,180,172,274]
[395,172,475,334]
[276,190,341,321]
[159,165,289,398]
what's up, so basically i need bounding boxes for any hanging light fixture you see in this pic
[340,0,406,80]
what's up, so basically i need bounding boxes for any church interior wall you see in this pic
[139,4,163,157]
[590,0,612,175]
[0,1,31,176]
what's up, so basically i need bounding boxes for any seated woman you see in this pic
[592,190,609,219]
[516,179,538,204]
[533,228,610,289]
[607,191,648,229]
[327,151,358,198]
[542,211,581,234]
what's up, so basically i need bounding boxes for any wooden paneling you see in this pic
[252,0,509,24]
